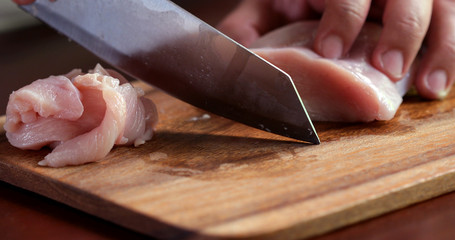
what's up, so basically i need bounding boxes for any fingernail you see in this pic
[425,69,449,99]
[381,49,404,78]
[320,35,343,59]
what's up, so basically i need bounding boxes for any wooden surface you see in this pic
[1,80,455,239]
[3,180,455,240]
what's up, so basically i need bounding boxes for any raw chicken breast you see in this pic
[4,64,158,167]
[4,75,85,149]
[251,21,414,122]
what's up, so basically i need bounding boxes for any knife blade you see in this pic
[19,0,320,144]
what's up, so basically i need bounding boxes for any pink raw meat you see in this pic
[4,64,158,167]
[251,21,414,122]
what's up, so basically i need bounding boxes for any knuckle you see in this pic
[337,1,366,23]
[394,14,427,40]
[438,38,455,59]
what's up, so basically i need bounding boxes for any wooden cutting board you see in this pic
[1,81,455,240]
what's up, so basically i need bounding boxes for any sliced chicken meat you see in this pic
[251,21,414,122]
[4,64,158,167]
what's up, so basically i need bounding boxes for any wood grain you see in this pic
[1,81,455,240]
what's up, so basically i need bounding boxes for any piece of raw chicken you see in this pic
[251,21,414,122]
[4,64,158,167]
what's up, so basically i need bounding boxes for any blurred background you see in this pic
[0,0,240,115]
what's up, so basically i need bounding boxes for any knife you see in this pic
[18,0,320,144]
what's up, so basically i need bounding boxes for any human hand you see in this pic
[218,0,455,99]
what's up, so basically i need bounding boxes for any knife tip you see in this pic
[306,133,321,145]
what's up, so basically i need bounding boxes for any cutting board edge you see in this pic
[253,168,455,240]
[2,159,455,240]
[0,160,200,239]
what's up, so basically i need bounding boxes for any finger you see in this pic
[272,0,317,22]
[415,0,455,99]
[13,0,35,4]
[372,0,432,81]
[217,0,315,47]
[216,0,280,47]
[313,0,371,59]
